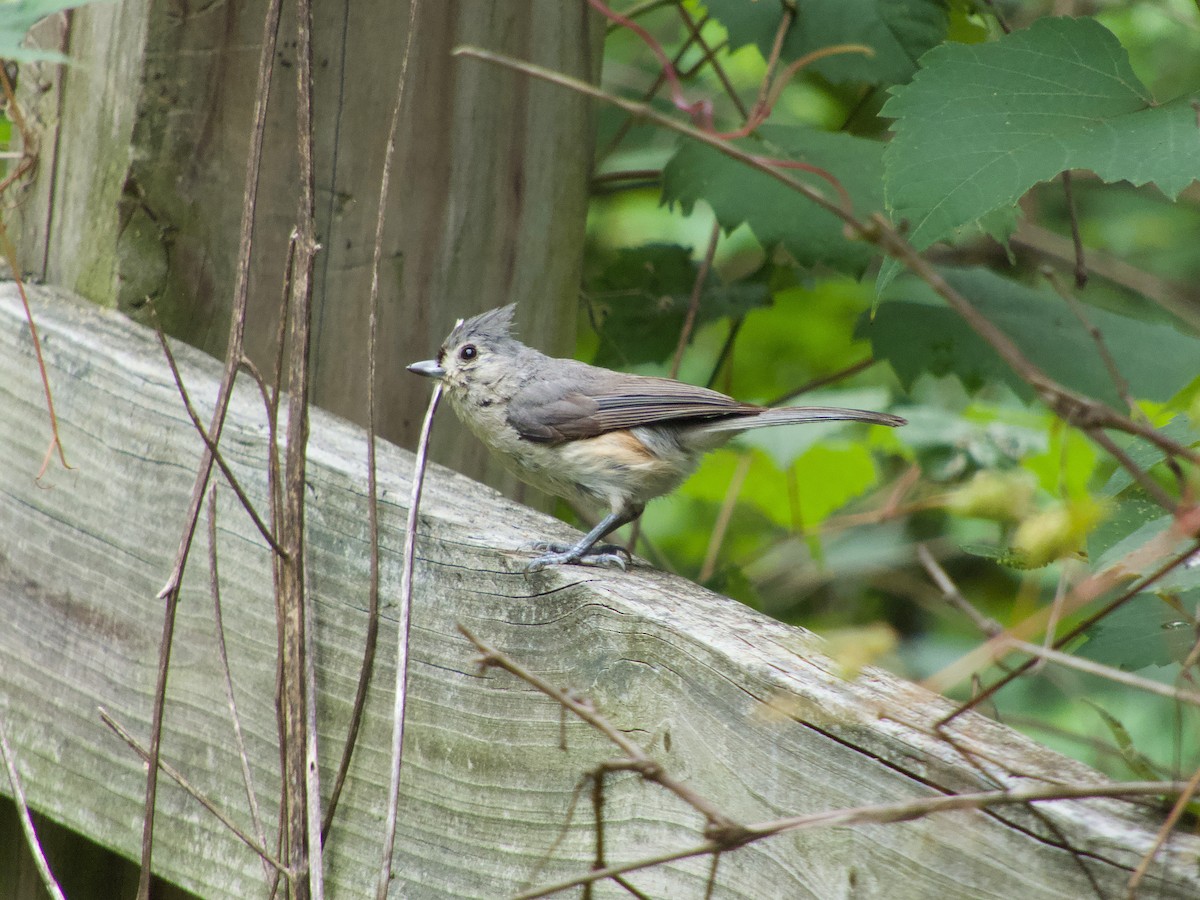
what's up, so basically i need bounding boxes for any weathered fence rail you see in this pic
[1,283,1197,897]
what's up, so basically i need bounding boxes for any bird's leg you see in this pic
[526,509,639,572]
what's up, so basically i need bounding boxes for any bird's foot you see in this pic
[524,541,631,573]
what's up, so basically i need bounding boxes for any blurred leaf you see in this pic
[705,0,949,85]
[1087,497,1163,560]
[1079,594,1197,673]
[0,0,99,61]
[864,269,1200,407]
[959,543,1041,570]
[661,124,885,277]
[735,387,892,467]
[1082,700,1167,778]
[945,0,989,44]
[584,244,770,367]
[887,404,1047,481]
[671,440,878,538]
[1100,417,1200,497]
[791,442,878,530]
[1021,425,1098,501]
[678,448,793,529]
[879,17,1200,292]
[724,278,875,400]
[1093,515,1200,594]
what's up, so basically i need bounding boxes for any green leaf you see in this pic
[1079,594,1197,672]
[879,17,1200,292]
[677,448,793,530]
[705,0,949,85]
[790,442,879,530]
[1081,700,1167,778]
[1099,417,1200,497]
[1087,497,1164,560]
[958,543,1042,570]
[862,268,1200,407]
[583,244,770,368]
[888,405,1047,480]
[735,387,891,468]
[1093,515,1200,594]
[662,124,885,277]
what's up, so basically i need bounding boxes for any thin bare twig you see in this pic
[458,625,748,840]
[0,710,66,900]
[1127,762,1200,899]
[754,5,795,116]
[1004,638,1200,708]
[1012,221,1200,331]
[521,775,591,892]
[153,322,286,557]
[1089,428,1177,512]
[513,780,1192,899]
[1035,563,1072,670]
[302,522,324,900]
[139,0,283,892]
[1044,267,1140,419]
[596,18,705,162]
[668,219,721,379]
[279,0,321,891]
[100,708,291,877]
[767,357,877,408]
[916,543,1002,637]
[675,5,749,120]
[3,239,69,478]
[1060,171,1088,288]
[937,534,1200,726]
[0,64,69,478]
[206,487,272,885]
[699,453,752,582]
[324,0,422,839]
[377,379,443,899]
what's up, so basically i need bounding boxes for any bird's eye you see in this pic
[459,344,478,361]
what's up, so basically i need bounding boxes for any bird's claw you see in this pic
[524,541,631,572]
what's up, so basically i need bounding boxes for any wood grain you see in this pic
[1,283,1197,897]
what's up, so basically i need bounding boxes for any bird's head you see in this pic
[407,304,522,399]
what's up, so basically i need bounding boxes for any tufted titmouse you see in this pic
[408,305,905,571]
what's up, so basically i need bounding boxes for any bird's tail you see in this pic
[696,405,906,435]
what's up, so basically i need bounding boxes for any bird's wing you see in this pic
[506,367,754,443]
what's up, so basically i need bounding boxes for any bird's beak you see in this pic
[407,359,446,379]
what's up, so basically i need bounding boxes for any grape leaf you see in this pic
[1087,498,1162,560]
[879,17,1200,292]
[862,268,1200,407]
[1092,515,1200,594]
[583,244,770,367]
[661,124,884,277]
[1099,417,1200,497]
[705,0,949,86]
[1079,592,1198,671]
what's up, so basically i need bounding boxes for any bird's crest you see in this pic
[447,304,518,347]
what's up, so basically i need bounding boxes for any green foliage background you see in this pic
[582,0,1200,781]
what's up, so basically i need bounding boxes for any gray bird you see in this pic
[408,305,905,571]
